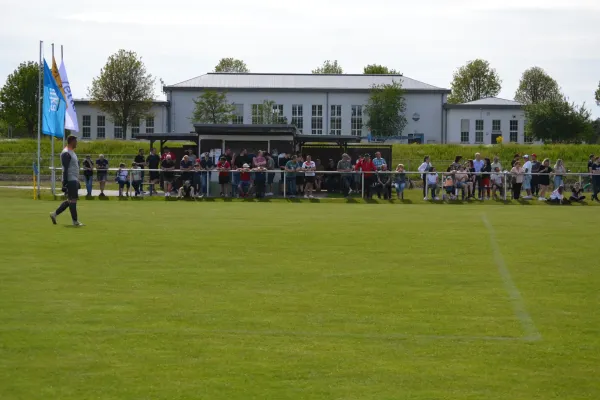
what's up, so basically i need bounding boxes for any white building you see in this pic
[73,99,169,140]
[164,73,450,143]
[444,98,529,144]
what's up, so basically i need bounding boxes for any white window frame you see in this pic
[330,105,342,135]
[492,120,501,131]
[251,104,262,124]
[96,115,106,139]
[510,120,518,143]
[82,115,91,139]
[311,105,323,135]
[131,118,140,138]
[232,104,244,124]
[145,116,154,134]
[351,105,363,136]
[292,104,303,132]
[114,125,124,140]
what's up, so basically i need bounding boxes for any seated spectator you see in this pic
[491,167,504,199]
[570,182,586,202]
[426,167,439,201]
[375,165,392,199]
[481,158,492,200]
[466,160,476,199]
[394,164,407,200]
[161,154,176,197]
[510,161,525,200]
[337,154,353,197]
[131,162,143,197]
[442,170,456,201]
[216,156,231,197]
[254,165,267,199]
[454,166,468,200]
[549,185,569,204]
[178,180,195,199]
[238,163,252,198]
[193,161,204,198]
[116,163,130,197]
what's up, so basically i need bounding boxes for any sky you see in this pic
[1,0,599,117]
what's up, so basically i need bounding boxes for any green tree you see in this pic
[88,50,155,140]
[363,64,401,75]
[251,100,288,124]
[595,81,600,105]
[525,99,594,143]
[191,91,236,123]
[514,67,561,104]
[364,81,407,137]
[312,60,343,74]
[447,59,502,104]
[214,58,249,73]
[0,61,39,137]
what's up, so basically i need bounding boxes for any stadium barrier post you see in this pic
[503,172,507,201]
[129,168,132,197]
[361,172,364,199]
[283,171,287,198]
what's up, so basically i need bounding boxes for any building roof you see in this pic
[73,98,169,105]
[444,97,523,110]
[164,73,450,93]
[193,124,297,136]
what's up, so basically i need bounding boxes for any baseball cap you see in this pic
[243,163,250,168]
[364,153,371,158]
[523,154,529,158]
[531,153,537,158]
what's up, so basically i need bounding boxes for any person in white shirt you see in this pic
[491,167,504,199]
[418,156,432,198]
[116,163,130,197]
[426,167,440,200]
[549,185,568,204]
[522,154,533,200]
[302,155,317,199]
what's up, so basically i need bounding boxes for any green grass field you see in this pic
[1,193,599,399]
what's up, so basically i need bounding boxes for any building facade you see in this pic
[164,73,450,143]
[73,100,169,140]
[445,98,530,144]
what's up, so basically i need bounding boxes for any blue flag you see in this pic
[41,60,66,138]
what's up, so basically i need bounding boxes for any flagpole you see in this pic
[50,43,56,196]
[61,45,66,148]
[37,40,43,199]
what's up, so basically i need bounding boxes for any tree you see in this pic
[595,81,600,105]
[364,81,407,138]
[524,98,594,143]
[592,118,600,143]
[447,59,502,104]
[0,61,39,137]
[191,91,236,123]
[312,60,343,74]
[88,50,155,140]
[252,100,288,124]
[363,64,401,75]
[214,58,249,73]
[514,67,561,105]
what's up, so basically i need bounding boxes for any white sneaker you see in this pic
[266,192,273,196]
[49,212,57,225]
[304,194,309,199]
[424,197,428,201]
[73,221,85,227]
[434,197,440,201]
[538,197,546,201]
[309,195,314,199]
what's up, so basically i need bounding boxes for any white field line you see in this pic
[482,214,542,342]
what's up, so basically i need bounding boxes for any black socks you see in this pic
[69,203,78,222]
[55,201,69,216]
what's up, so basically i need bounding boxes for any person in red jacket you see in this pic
[360,153,377,199]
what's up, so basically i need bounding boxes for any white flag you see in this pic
[58,60,79,132]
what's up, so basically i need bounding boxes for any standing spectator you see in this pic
[491,156,502,173]
[82,155,94,196]
[530,153,541,197]
[511,153,520,168]
[394,164,407,200]
[161,154,176,197]
[473,153,485,200]
[481,158,492,200]
[314,159,324,192]
[337,154,353,197]
[254,165,267,199]
[216,156,231,197]
[193,160,204,198]
[302,155,317,199]
[199,152,214,197]
[426,167,439,201]
[134,149,146,193]
[522,155,533,200]
[373,151,387,170]
[296,155,305,196]
[591,156,600,201]
[588,154,595,176]
[450,156,462,171]
[537,158,553,201]
[116,163,130,197]
[238,163,252,197]
[354,154,365,193]
[553,159,566,189]
[278,152,290,194]
[418,156,432,198]
[253,150,267,168]
[146,148,160,196]
[285,154,298,198]
[466,160,476,199]
[188,150,197,165]
[361,154,377,199]
[265,153,275,196]
[375,165,392,199]
[510,161,525,200]
[326,158,338,193]
[180,155,193,183]
[224,148,233,163]
[161,147,175,161]
[95,154,109,197]
[131,162,143,197]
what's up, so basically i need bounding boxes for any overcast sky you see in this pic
[1,0,599,117]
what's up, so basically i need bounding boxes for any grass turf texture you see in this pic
[0,197,599,399]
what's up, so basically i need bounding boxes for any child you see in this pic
[569,182,586,202]
[131,162,143,196]
[491,167,504,199]
[394,164,407,200]
[442,171,456,201]
[549,185,569,204]
[116,163,130,197]
[238,163,252,198]
[454,166,468,200]
[426,167,439,201]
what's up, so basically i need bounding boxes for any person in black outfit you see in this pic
[537,158,553,200]
[591,156,600,201]
[50,136,84,226]
[530,154,541,197]
[134,149,145,193]
[146,148,160,195]
[82,155,94,196]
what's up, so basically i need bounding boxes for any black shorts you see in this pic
[66,180,79,200]
[219,175,230,185]
[97,172,107,182]
[149,171,160,181]
[296,176,304,185]
[305,176,315,184]
[163,174,174,183]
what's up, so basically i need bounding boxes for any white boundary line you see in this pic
[482,214,542,342]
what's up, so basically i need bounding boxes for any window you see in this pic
[330,105,342,135]
[114,125,124,139]
[145,116,154,134]
[292,105,303,132]
[475,119,483,144]
[351,105,363,136]
[82,115,91,139]
[251,104,262,124]
[231,104,244,124]
[492,120,501,131]
[311,105,323,135]
[131,118,140,138]
[460,119,470,143]
[475,132,483,143]
[510,120,518,143]
[97,115,106,139]
[272,104,283,122]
